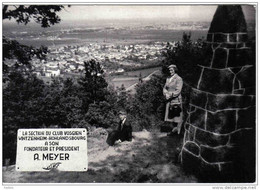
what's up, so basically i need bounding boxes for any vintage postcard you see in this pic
[2,2,257,186]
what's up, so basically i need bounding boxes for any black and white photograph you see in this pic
[2,2,257,186]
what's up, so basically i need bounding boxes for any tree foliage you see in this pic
[3,5,67,82]
[126,75,165,131]
[2,5,67,165]
[3,71,46,164]
[115,84,129,110]
[3,5,65,27]
[3,71,46,129]
[161,32,209,86]
[77,59,121,128]
[42,77,83,128]
[78,59,108,110]
[86,101,118,129]
[3,36,49,78]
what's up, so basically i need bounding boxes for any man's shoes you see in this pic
[114,139,122,145]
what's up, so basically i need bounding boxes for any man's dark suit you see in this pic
[106,118,132,146]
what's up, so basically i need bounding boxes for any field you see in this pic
[124,66,162,77]
[4,24,208,48]
[108,66,161,89]
[37,66,161,90]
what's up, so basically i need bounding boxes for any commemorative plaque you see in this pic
[16,128,88,171]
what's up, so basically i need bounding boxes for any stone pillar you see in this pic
[180,5,255,182]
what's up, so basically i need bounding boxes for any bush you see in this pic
[3,71,47,165]
[126,75,165,131]
[85,101,119,129]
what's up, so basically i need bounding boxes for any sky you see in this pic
[58,5,217,21]
[2,4,255,26]
[56,4,256,22]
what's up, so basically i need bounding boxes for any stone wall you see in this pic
[180,5,256,182]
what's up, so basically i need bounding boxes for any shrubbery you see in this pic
[3,59,119,164]
[3,30,207,165]
[3,5,210,165]
[126,75,165,131]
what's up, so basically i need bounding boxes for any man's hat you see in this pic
[168,64,177,69]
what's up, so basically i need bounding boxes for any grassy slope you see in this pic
[3,130,197,183]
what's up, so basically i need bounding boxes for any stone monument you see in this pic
[180,5,255,182]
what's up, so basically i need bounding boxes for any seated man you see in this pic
[106,110,132,146]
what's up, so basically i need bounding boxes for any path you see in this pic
[126,69,161,94]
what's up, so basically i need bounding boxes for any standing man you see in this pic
[106,110,132,146]
[163,64,183,136]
